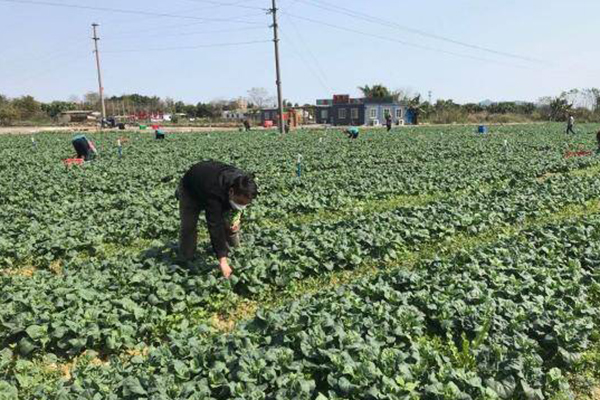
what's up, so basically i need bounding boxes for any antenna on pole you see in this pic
[268,0,285,134]
[92,23,107,128]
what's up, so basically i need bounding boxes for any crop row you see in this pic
[3,170,600,362]
[3,210,599,399]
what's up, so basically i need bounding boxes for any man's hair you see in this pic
[231,174,258,199]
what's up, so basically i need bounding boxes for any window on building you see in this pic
[339,108,347,119]
[396,108,403,119]
[370,108,378,119]
[321,109,328,119]
[383,108,391,118]
[264,112,270,120]
[351,108,359,119]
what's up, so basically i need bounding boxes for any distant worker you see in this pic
[243,119,251,132]
[385,113,393,132]
[176,161,258,279]
[284,121,291,133]
[71,134,97,161]
[345,126,359,139]
[566,114,576,135]
[155,129,165,140]
[596,130,600,154]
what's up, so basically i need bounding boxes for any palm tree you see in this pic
[358,84,391,99]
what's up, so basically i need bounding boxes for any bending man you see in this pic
[72,134,97,161]
[176,161,258,278]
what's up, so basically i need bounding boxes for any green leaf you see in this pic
[25,324,47,341]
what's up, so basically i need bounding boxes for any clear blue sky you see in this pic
[1,0,598,105]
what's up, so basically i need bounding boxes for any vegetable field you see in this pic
[2,124,600,399]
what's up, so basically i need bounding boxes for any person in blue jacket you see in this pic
[345,126,359,139]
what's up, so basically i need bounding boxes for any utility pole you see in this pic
[428,90,433,104]
[92,23,107,127]
[269,0,285,134]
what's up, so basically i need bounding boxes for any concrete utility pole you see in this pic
[92,23,107,126]
[428,90,433,104]
[269,0,285,134]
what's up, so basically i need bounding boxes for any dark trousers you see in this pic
[386,123,392,132]
[176,182,240,261]
[567,125,575,134]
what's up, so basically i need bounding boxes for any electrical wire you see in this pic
[298,0,545,64]
[279,27,330,93]
[102,39,271,54]
[0,0,265,25]
[170,0,266,11]
[100,0,265,30]
[282,13,330,93]
[102,26,268,42]
[284,12,531,69]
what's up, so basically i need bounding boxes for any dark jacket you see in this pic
[182,161,244,258]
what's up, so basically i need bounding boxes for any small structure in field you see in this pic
[58,110,97,124]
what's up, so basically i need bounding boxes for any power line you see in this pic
[298,0,545,65]
[283,13,330,93]
[0,0,264,25]
[284,12,531,69]
[102,39,271,54]
[103,26,267,43]
[100,0,264,30]
[170,0,266,11]
[280,27,330,94]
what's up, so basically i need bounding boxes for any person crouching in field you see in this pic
[72,134,97,161]
[176,161,258,278]
[345,126,359,139]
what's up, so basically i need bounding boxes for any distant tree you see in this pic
[83,92,100,111]
[183,104,197,118]
[549,97,572,121]
[196,103,217,118]
[247,87,273,109]
[164,97,175,113]
[42,101,77,118]
[174,101,187,114]
[463,103,484,114]
[358,84,391,99]
[12,95,41,119]
[0,103,18,125]
[392,87,416,103]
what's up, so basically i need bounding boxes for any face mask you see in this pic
[230,199,248,211]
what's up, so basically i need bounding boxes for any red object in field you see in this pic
[63,158,84,167]
[564,151,592,158]
[263,120,274,128]
[152,124,161,130]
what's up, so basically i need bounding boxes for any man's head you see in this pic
[229,174,258,210]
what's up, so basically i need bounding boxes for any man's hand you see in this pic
[219,257,233,279]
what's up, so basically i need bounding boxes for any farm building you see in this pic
[260,108,304,127]
[221,110,248,121]
[57,110,97,124]
[314,94,414,126]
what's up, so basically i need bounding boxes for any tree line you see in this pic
[359,85,600,125]
[1,86,599,126]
